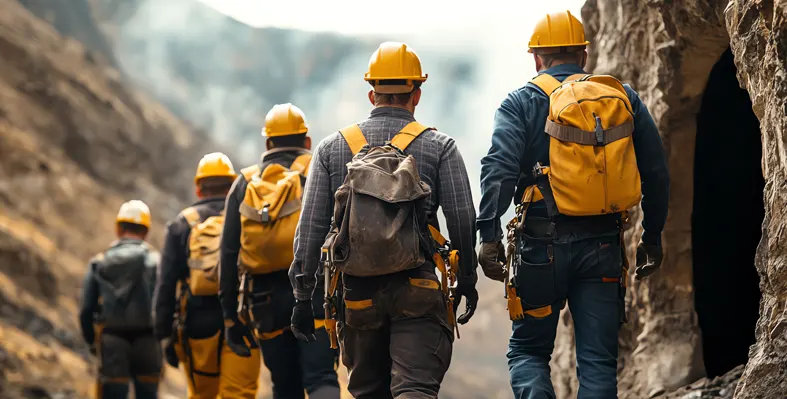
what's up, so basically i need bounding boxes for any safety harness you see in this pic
[504,182,630,322]
[320,122,462,348]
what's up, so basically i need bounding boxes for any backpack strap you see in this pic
[241,165,261,182]
[530,73,563,96]
[290,153,312,176]
[181,206,201,228]
[339,124,368,156]
[391,122,433,151]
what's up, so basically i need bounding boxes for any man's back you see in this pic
[294,106,477,286]
[94,239,157,331]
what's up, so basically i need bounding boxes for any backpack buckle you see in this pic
[258,206,270,223]
[533,162,547,177]
[594,115,604,146]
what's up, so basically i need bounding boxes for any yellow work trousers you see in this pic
[174,331,261,399]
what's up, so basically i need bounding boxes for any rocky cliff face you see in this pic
[0,0,219,396]
[574,0,787,398]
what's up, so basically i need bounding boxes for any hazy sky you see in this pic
[195,0,585,36]
[190,0,587,204]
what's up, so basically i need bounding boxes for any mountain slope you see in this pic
[0,0,221,396]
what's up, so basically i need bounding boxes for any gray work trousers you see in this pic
[339,269,453,399]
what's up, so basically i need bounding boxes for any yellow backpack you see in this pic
[181,207,223,296]
[529,73,642,216]
[238,153,312,274]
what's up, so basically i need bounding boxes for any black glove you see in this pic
[453,280,479,324]
[635,241,663,280]
[224,316,255,357]
[478,241,507,282]
[160,338,179,368]
[291,300,316,343]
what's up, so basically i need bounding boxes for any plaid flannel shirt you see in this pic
[290,106,478,301]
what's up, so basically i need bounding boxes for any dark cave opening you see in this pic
[692,47,764,378]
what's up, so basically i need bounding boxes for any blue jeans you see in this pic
[508,228,623,399]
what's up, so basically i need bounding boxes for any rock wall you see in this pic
[725,0,787,397]
[578,0,787,398]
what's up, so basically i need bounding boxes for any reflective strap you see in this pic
[181,206,201,228]
[428,225,447,247]
[448,250,459,271]
[345,299,373,310]
[290,153,312,176]
[545,119,634,146]
[256,327,286,341]
[524,305,553,318]
[409,278,440,290]
[602,277,620,283]
[390,121,432,150]
[530,73,562,96]
[506,285,525,320]
[339,124,368,156]
[314,319,327,330]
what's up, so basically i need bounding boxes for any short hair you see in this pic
[198,176,235,197]
[117,222,149,236]
[371,80,422,106]
[268,133,308,149]
[535,46,585,68]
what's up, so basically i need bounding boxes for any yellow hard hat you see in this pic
[263,103,308,137]
[116,200,151,229]
[528,10,590,53]
[364,42,427,94]
[194,152,237,183]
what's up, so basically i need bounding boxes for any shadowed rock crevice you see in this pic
[692,47,764,379]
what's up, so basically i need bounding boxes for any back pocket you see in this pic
[517,259,556,308]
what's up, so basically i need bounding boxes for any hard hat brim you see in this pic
[528,42,590,53]
[363,75,428,82]
[372,83,417,94]
[115,219,151,229]
[261,127,309,137]
[194,173,238,184]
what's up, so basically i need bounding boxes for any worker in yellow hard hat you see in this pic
[289,41,479,398]
[79,200,163,399]
[219,104,340,399]
[478,10,669,398]
[152,152,263,398]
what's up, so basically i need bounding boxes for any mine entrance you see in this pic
[692,47,764,378]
